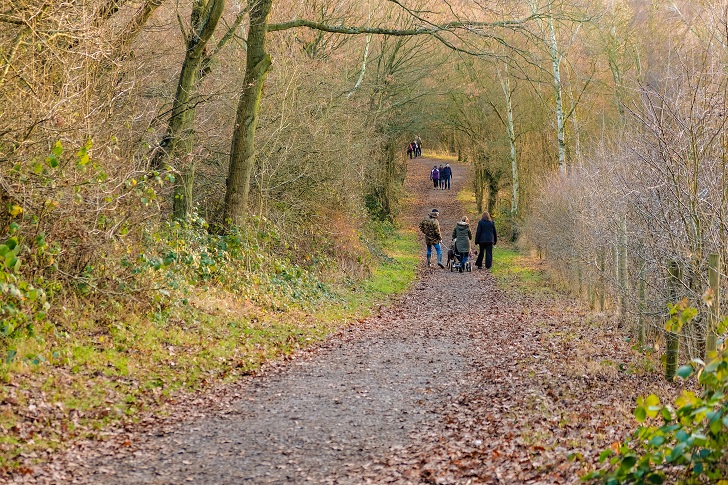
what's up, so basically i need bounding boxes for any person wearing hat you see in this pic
[418,209,445,268]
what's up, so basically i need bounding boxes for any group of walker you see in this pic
[407,138,422,159]
[419,209,497,273]
[429,163,452,190]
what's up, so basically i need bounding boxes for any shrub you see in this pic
[584,304,728,484]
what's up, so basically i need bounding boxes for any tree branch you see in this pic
[0,13,24,25]
[267,16,545,35]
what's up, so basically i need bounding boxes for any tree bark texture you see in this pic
[499,63,518,218]
[706,253,720,356]
[150,0,225,220]
[547,12,566,174]
[223,0,273,226]
[665,261,682,381]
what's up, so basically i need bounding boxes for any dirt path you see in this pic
[14,156,670,484]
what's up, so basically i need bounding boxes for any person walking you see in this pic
[451,216,472,272]
[438,164,445,189]
[430,165,440,189]
[407,143,413,159]
[419,209,445,268]
[441,163,452,190]
[474,211,497,269]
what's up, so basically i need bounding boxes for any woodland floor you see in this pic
[9,156,681,484]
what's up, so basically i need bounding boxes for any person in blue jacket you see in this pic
[474,211,497,269]
[441,163,452,190]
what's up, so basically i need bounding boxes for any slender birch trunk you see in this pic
[347,33,372,98]
[706,253,721,356]
[546,12,567,173]
[498,63,519,218]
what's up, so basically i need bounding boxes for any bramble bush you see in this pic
[584,303,728,484]
[128,214,336,311]
[1,140,344,359]
[0,226,50,340]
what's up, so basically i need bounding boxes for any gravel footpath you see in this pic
[86,158,479,484]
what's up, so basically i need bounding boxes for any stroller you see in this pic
[447,242,472,273]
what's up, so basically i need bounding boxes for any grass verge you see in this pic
[0,225,419,474]
[490,246,551,294]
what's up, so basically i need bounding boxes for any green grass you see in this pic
[491,246,551,294]
[364,230,418,295]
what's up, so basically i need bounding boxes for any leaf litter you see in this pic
[5,158,678,484]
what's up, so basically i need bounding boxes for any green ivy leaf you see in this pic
[676,365,693,379]
[5,237,18,251]
[648,435,665,446]
[635,406,647,423]
[667,442,687,462]
[705,358,721,374]
[660,407,672,421]
[51,140,63,156]
[599,449,613,463]
[646,473,664,484]
[5,349,16,363]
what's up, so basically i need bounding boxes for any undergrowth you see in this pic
[490,247,549,294]
[0,202,418,472]
[584,302,728,484]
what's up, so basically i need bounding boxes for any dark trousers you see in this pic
[444,177,451,189]
[432,179,439,188]
[476,242,493,269]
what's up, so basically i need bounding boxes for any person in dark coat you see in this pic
[441,163,452,190]
[418,209,445,268]
[438,164,445,189]
[474,211,497,269]
[451,216,472,271]
[407,143,414,159]
[430,165,440,188]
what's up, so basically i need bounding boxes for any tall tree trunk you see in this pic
[498,63,518,218]
[665,261,682,381]
[149,0,224,220]
[114,0,165,55]
[473,161,485,214]
[223,0,273,226]
[485,169,498,215]
[547,12,566,173]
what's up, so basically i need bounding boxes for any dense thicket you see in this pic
[524,1,728,365]
[0,0,450,329]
